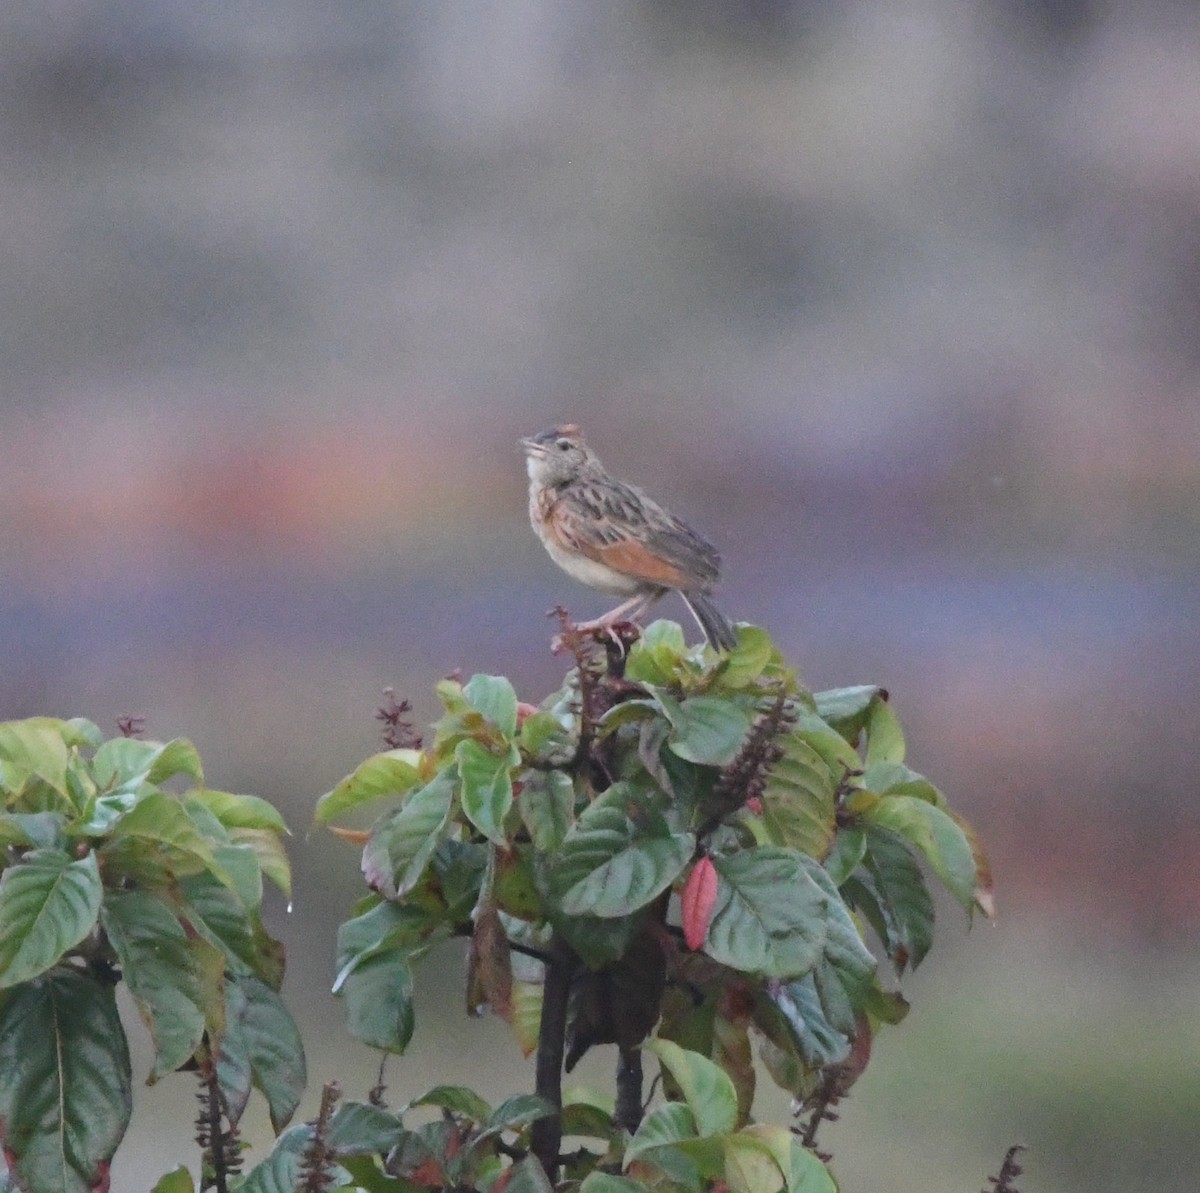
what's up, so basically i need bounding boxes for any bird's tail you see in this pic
[680,591,738,652]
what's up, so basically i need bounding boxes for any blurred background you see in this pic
[2,1,1198,1189]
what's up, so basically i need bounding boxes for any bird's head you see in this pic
[520,424,601,485]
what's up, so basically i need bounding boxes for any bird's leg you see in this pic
[574,592,652,634]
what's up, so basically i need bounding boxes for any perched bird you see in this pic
[521,424,737,650]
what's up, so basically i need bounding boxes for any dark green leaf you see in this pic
[176,870,265,980]
[314,749,425,825]
[561,1101,617,1141]
[456,740,516,845]
[100,890,211,1079]
[326,1100,405,1155]
[0,811,66,851]
[857,827,935,970]
[0,969,132,1193]
[812,686,883,745]
[463,674,520,739]
[786,1137,838,1193]
[216,976,305,1131]
[666,696,753,767]
[410,1085,491,1121]
[334,900,436,992]
[340,946,415,1052]
[864,796,976,910]
[550,785,694,918]
[759,733,837,859]
[482,1094,554,1135]
[822,827,865,887]
[768,977,850,1069]
[101,792,219,883]
[502,1156,555,1193]
[516,770,574,851]
[0,849,102,988]
[705,848,828,979]
[362,770,455,899]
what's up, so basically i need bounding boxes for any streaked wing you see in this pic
[551,479,721,589]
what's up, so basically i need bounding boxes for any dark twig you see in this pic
[984,1144,1026,1193]
[368,1053,389,1107]
[298,1081,342,1193]
[195,1054,241,1193]
[796,1069,842,1159]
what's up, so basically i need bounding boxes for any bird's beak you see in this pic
[519,436,545,455]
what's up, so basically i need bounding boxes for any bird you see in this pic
[520,424,737,650]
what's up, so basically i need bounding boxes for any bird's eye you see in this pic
[556,439,572,451]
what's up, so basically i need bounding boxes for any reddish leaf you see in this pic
[682,857,718,952]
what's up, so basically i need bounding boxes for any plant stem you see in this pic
[530,936,576,1181]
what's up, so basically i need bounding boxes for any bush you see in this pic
[0,620,993,1193]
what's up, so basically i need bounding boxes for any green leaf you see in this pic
[314,749,425,825]
[792,710,860,777]
[767,977,849,1069]
[410,1085,492,1121]
[855,827,935,971]
[151,1167,195,1193]
[340,945,415,1052]
[646,1039,738,1137]
[175,869,283,987]
[186,788,288,834]
[516,770,575,851]
[863,698,905,765]
[456,740,516,845]
[714,625,776,689]
[864,796,976,910]
[518,710,574,760]
[91,736,204,794]
[0,718,72,803]
[786,1138,838,1193]
[361,769,455,899]
[229,827,292,900]
[501,1156,555,1193]
[326,1101,405,1155]
[334,899,437,992]
[0,811,66,850]
[476,1094,555,1142]
[822,827,866,887]
[580,1174,646,1193]
[463,674,520,739]
[0,969,132,1193]
[666,696,753,766]
[0,849,102,988]
[550,785,694,918]
[626,1100,698,1162]
[625,620,689,686]
[759,732,837,859]
[705,848,828,980]
[812,685,883,745]
[217,976,305,1132]
[101,792,219,883]
[723,1132,787,1193]
[100,890,210,1079]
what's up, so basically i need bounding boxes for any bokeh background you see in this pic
[3,2,1199,1190]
